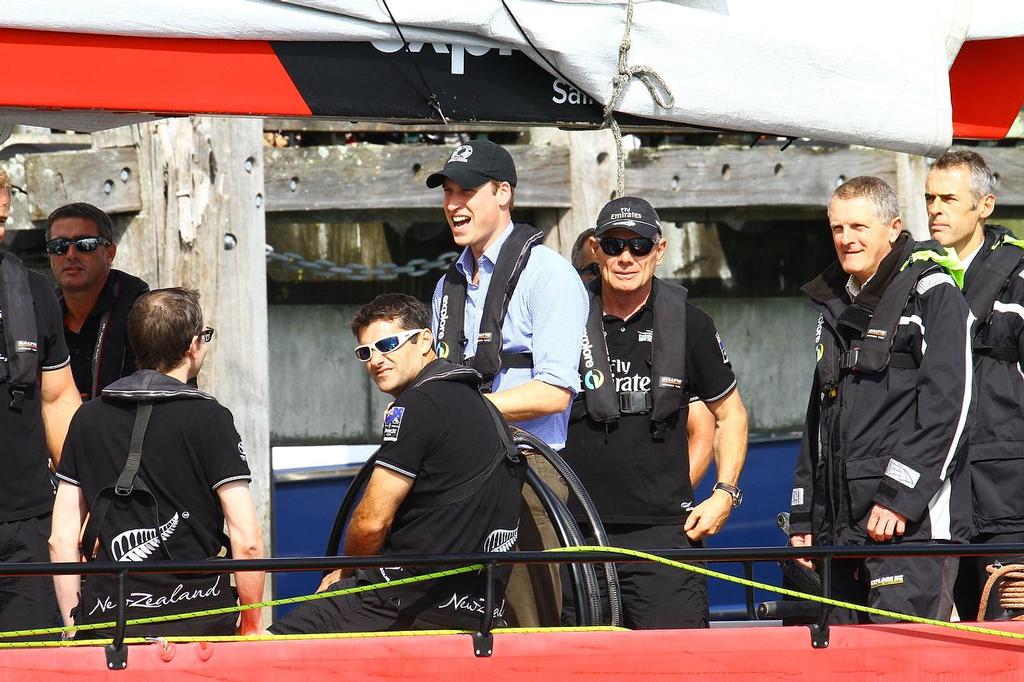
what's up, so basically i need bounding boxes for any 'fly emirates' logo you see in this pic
[610,359,650,392]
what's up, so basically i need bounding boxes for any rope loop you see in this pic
[604,0,675,198]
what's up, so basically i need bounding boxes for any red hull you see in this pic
[6,622,1024,680]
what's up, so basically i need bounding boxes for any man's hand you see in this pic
[684,490,733,541]
[867,504,906,542]
[789,532,814,570]
[317,570,344,593]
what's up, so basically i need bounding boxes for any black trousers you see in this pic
[826,548,957,624]
[269,572,494,635]
[563,523,708,630]
[0,513,61,638]
[953,530,1024,621]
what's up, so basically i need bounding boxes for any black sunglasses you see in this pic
[199,327,215,343]
[597,236,656,258]
[45,236,111,256]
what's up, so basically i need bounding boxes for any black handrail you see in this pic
[11,542,1024,578]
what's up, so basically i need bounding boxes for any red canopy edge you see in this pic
[3,622,1023,680]
[951,36,1024,139]
[0,28,311,116]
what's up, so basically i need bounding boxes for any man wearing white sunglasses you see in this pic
[269,294,525,635]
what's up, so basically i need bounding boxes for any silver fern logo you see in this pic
[110,513,180,562]
[482,526,518,553]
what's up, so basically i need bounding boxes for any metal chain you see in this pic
[265,245,458,282]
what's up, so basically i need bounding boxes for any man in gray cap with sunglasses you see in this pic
[561,196,749,629]
[46,202,149,400]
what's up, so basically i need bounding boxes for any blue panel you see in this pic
[272,476,354,618]
[694,437,799,616]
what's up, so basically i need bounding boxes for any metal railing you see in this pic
[5,542,1024,667]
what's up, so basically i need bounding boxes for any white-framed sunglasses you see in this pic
[354,328,427,362]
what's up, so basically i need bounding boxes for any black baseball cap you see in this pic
[594,196,662,238]
[425,139,518,189]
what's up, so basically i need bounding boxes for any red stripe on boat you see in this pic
[4,623,1024,679]
[951,37,1024,139]
[0,29,311,116]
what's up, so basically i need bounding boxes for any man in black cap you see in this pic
[562,196,749,629]
[426,140,588,626]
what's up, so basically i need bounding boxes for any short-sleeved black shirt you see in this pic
[0,268,71,522]
[61,269,149,400]
[56,386,252,624]
[372,360,524,627]
[563,300,736,524]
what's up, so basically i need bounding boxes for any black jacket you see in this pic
[789,234,973,545]
[964,225,1024,534]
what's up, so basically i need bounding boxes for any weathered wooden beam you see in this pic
[20,142,1024,225]
[263,144,571,211]
[22,146,141,219]
[625,146,900,210]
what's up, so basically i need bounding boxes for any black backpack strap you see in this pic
[115,402,151,494]
[81,402,166,560]
[404,395,519,509]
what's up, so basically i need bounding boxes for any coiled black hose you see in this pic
[524,466,601,626]
[511,428,623,628]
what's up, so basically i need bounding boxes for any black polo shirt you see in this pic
[563,300,736,525]
[0,268,70,522]
[372,360,524,627]
[61,269,149,400]
[56,384,251,625]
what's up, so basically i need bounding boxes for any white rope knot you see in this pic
[604,0,676,199]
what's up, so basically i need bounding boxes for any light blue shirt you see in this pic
[431,223,588,448]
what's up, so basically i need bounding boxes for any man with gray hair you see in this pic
[926,151,1024,619]
[788,176,972,622]
[46,202,149,400]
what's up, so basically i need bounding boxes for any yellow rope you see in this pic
[3,546,1023,647]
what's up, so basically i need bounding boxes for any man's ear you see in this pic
[106,242,117,266]
[889,217,903,242]
[419,329,434,356]
[495,181,513,211]
[980,193,996,221]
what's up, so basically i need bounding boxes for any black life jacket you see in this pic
[818,236,963,381]
[965,226,1024,362]
[574,277,689,441]
[435,224,543,392]
[0,251,39,411]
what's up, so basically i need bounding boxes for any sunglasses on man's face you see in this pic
[597,236,657,258]
[45,236,111,256]
[354,328,426,362]
[199,327,215,343]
